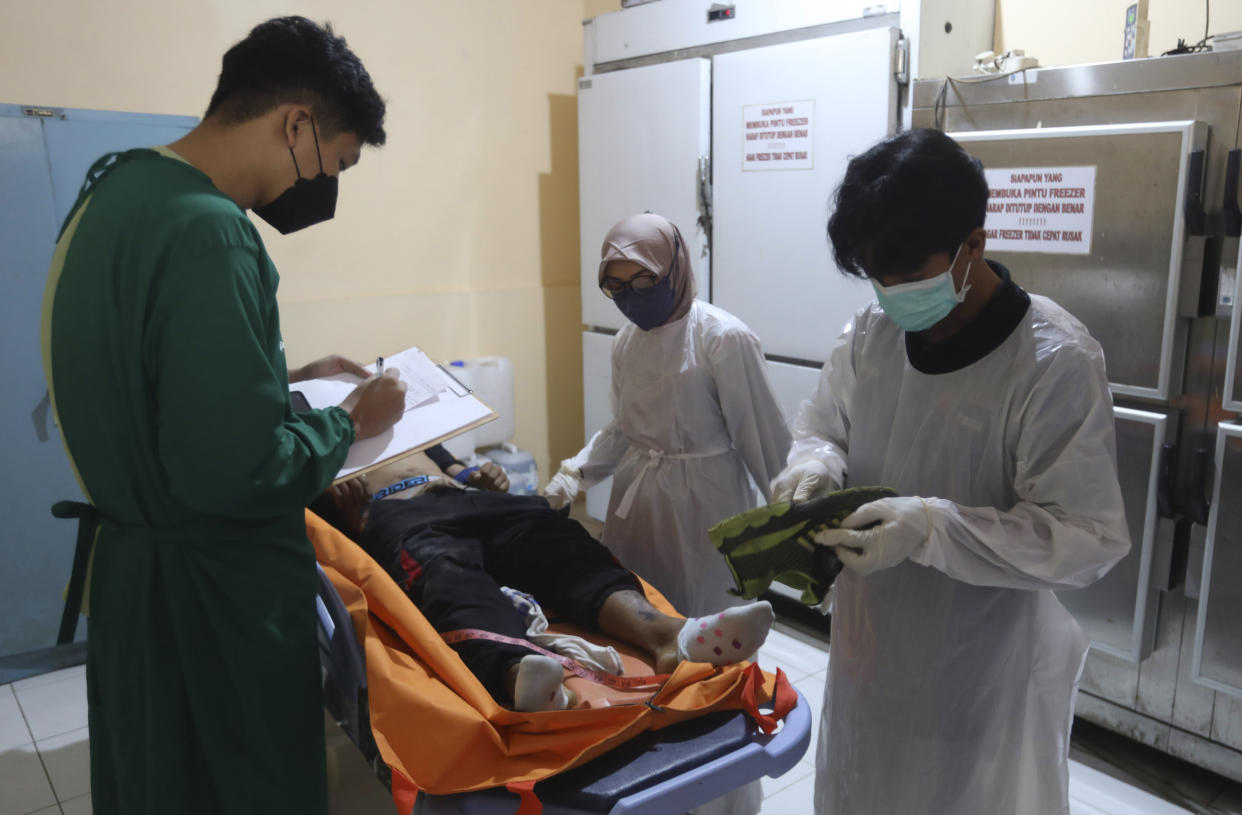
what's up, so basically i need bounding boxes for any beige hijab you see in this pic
[598,213,696,325]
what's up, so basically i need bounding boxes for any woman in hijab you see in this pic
[543,213,792,617]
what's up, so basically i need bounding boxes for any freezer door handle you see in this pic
[697,155,712,251]
[1184,149,1207,237]
[1225,148,1241,238]
[1157,442,1177,518]
[1190,446,1212,526]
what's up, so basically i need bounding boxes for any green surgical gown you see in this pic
[40,148,354,814]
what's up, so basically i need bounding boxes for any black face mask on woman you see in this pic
[252,118,338,234]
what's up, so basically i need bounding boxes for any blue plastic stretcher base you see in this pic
[315,564,812,815]
[416,693,810,815]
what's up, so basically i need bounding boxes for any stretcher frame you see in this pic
[314,564,812,814]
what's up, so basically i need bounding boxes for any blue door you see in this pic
[0,104,196,664]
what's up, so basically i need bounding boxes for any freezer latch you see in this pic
[1219,149,1241,318]
[1184,149,1206,237]
[697,155,713,252]
[1189,447,1212,527]
[894,36,910,85]
[1224,149,1241,238]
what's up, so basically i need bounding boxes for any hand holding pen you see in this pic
[339,357,404,439]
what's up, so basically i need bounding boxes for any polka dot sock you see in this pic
[676,601,774,665]
[512,654,570,712]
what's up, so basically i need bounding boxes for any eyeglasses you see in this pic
[600,271,660,298]
[599,229,681,299]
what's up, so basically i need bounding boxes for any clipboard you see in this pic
[290,346,498,484]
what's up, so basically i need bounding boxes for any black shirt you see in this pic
[904,260,1031,375]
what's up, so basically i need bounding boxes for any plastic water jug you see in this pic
[446,357,514,449]
[482,443,538,496]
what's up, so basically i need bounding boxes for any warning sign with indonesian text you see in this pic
[743,100,813,171]
[983,167,1096,255]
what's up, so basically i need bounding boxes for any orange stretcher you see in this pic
[307,510,811,814]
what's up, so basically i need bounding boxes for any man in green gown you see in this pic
[40,17,405,814]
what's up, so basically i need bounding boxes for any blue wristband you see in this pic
[454,466,481,484]
[372,475,430,501]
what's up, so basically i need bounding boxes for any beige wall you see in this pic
[16,0,1232,485]
[2,0,590,483]
[996,0,1242,68]
[582,0,1242,72]
[584,0,622,18]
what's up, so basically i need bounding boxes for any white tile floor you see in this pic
[3,628,1241,815]
[0,666,91,815]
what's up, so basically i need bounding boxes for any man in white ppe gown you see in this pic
[770,129,1131,815]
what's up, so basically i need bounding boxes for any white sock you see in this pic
[676,601,774,665]
[512,654,570,712]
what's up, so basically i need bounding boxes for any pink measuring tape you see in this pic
[441,629,671,690]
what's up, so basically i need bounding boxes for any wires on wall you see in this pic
[1162,0,1214,55]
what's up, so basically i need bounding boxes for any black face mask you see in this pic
[252,118,338,234]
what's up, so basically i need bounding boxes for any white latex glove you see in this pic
[770,459,837,503]
[814,583,835,616]
[541,463,582,510]
[814,497,933,576]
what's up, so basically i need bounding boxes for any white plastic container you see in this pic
[445,356,515,448]
[482,442,538,495]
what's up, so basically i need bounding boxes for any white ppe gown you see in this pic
[794,295,1130,815]
[570,300,792,617]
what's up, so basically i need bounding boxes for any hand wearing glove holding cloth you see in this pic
[769,129,1131,815]
[545,213,792,619]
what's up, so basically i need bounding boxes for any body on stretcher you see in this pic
[313,562,813,815]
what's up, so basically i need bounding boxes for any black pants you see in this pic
[362,490,641,702]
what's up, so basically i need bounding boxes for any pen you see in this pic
[376,356,384,374]
[436,362,473,395]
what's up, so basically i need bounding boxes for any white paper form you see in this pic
[293,348,453,413]
[376,347,447,409]
[289,345,497,482]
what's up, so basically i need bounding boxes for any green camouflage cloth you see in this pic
[709,486,897,604]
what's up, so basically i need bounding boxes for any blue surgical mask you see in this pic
[871,243,973,332]
[614,273,677,330]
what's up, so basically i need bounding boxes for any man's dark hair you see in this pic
[827,128,988,279]
[206,16,386,146]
